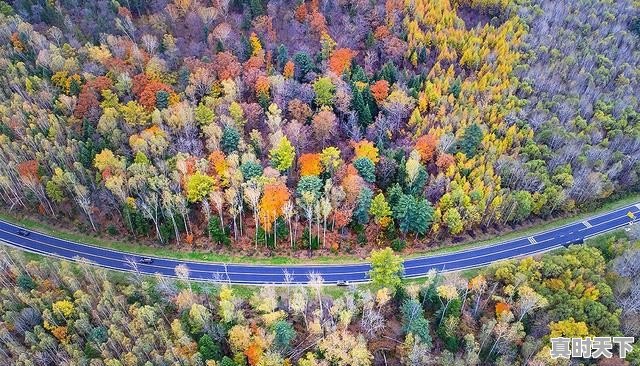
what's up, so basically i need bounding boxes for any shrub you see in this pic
[301,228,320,250]
[208,217,231,245]
[17,273,36,291]
[107,225,118,236]
[391,238,406,252]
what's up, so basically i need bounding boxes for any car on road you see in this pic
[336,280,350,287]
[562,238,584,247]
[138,257,154,264]
[16,229,30,237]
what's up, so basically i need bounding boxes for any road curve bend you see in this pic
[1,203,639,285]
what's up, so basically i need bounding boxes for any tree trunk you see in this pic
[170,214,180,245]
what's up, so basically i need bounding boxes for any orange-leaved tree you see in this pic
[283,60,295,79]
[208,151,229,186]
[436,153,455,172]
[16,160,39,185]
[341,166,364,204]
[298,153,322,177]
[259,182,291,240]
[139,80,173,111]
[294,2,307,22]
[370,79,390,103]
[415,133,438,162]
[255,74,270,100]
[245,342,263,366]
[328,48,356,75]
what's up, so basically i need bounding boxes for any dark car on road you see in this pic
[16,229,30,237]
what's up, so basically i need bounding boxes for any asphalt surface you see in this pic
[0,203,638,285]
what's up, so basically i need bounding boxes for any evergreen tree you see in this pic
[387,183,403,210]
[239,35,251,61]
[276,44,288,70]
[221,126,240,154]
[365,31,375,49]
[208,217,230,245]
[155,90,169,110]
[351,65,368,83]
[458,123,483,158]
[240,161,263,181]
[221,357,237,366]
[293,52,314,80]
[405,164,427,196]
[272,320,296,353]
[69,77,82,95]
[296,176,323,199]
[394,194,434,236]
[379,61,397,84]
[0,1,14,16]
[363,86,378,118]
[353,157,376,183]
[198,334,222,361]
[449,77,462,99]
[631,16,640,36]
[249,0,265,18]
[353,187,373,225]
[401,298,433,346]
[17,273,35,291]
[352,86,373,127]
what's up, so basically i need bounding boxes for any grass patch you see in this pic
[584,230,629,247]
[20,251,47,263]
[1,192,638,265]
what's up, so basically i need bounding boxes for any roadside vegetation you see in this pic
[0,0,638,260]
[1,228,639,365]
[2,191,638,265]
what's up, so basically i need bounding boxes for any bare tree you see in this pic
[175,263,191,293]
[283,200,295,248]
[280,268,295,309]
[124,256,143,285]
[307,272,325,319]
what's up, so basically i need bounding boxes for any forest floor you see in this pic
[1,192,639,265]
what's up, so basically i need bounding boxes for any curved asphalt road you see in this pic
[0,203,638,285]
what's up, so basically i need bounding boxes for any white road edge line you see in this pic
[0,204,638,284]
[2,209,632,277]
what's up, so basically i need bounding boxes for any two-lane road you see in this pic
[1,203,638,285]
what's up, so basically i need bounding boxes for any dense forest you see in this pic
[1,234,639,365]
[0,0,639,255]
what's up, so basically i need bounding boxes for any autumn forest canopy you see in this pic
[0,0,639,255]
[1,232,639,365]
